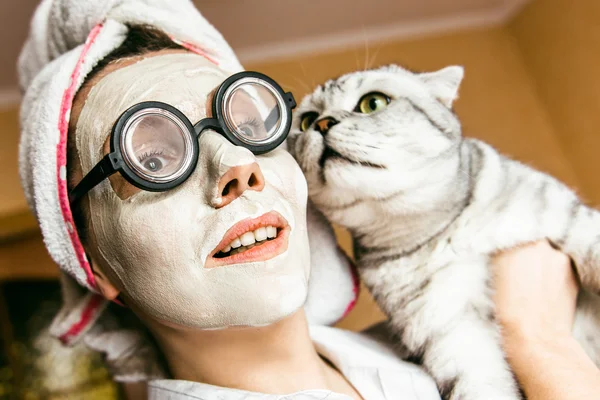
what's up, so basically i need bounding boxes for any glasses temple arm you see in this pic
[69,154,117,204]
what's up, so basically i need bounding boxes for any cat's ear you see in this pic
[420,66,464,108]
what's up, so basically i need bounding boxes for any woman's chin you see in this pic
[142,281,308,332]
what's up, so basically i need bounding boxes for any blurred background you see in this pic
[1,0,599,397]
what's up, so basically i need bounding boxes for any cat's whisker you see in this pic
[353,46,362,71]
[355,24,371,72]
[278,81,299,92]
[367,43,382,70]
[363,27,370,72]
[286,75,311,94]
[298,63,316,90]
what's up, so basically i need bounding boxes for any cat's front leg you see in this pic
[373,256,522,400]
[408,312,520,400]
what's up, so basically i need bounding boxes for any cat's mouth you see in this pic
[318,145,386,170]
[318,146,347,168]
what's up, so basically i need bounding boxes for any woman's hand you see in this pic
[493,240,600,400]
[493,240,578,345]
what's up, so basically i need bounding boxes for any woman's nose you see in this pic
[216,162,265,208]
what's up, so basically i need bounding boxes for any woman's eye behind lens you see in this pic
[138,150,165,172]
[136,148,180,175]
[237,117,263,139]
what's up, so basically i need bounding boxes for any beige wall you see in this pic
[247,26,580,331]
[0,106,39,240]
[510,0,600,204]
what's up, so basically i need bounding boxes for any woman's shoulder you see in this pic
[309,323,441,399]
[309,322,419,369]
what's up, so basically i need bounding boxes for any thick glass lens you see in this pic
[224,82,282,143]
[122,111,190,182]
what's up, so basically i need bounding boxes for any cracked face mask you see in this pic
[75,53,310,329]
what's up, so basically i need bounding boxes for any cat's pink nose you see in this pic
[315,117,339,135]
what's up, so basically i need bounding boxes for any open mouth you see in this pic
[206,211,290,268]
[214,225,280,258]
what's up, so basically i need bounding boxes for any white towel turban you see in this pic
[18,0,358,381]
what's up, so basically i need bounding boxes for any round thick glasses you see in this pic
[69,71,296,204]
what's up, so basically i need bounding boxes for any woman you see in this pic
[18,0,600,399]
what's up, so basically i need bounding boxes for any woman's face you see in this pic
[75,52,311,329]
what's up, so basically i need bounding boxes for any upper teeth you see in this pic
[222,225,278,253]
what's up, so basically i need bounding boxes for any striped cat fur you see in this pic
[287,65,600,400]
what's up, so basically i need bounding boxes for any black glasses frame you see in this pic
[69,71,296,205]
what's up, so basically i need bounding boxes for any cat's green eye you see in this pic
[356,92,391,114]
[300,112,319,132]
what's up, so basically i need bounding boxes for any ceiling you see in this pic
[1,0,528,100]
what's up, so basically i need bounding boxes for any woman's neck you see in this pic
[148,309,359,397]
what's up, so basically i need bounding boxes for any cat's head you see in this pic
[288,65,464,214]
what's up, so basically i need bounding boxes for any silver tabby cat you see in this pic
[287,64,600,400]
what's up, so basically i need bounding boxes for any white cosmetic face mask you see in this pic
[76,53,311,329]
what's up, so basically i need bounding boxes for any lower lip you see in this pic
[205,226,290,268]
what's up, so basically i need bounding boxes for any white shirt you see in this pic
[148,324,441,399]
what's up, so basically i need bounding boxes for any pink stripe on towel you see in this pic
[57,23,105,290]
[59,294,105,344]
